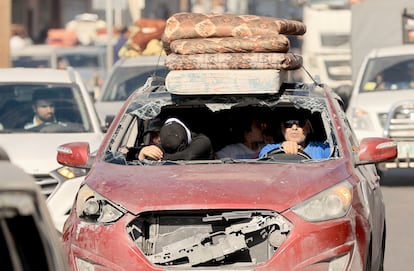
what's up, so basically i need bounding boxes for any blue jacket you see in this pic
[259,142,331,159]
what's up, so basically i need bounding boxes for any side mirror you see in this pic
[357,137,397,164]
[57,142,91,168]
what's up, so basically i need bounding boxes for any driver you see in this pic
[24,88,58,129]
[259,117,330,159]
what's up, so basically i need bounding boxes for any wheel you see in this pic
[364,239,372,271]
[378,224,386,271]
[265,147,311,160]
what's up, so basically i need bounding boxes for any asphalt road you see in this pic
[380,168,414,270]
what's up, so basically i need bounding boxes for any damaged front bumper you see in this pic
[63,208,363,271]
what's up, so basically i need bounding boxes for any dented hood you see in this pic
[87,159,350,213]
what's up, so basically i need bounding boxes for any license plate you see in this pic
[397,141,414,159]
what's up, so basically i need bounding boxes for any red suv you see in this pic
[58,67,396,270]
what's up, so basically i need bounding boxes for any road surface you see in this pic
[381,168,414,270]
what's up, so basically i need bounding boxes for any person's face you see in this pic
[246,120,264,143]
[282,119,310,144]
[150,131,161,145]
[33,99,55,123]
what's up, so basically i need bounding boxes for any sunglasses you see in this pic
[283,119,306,128]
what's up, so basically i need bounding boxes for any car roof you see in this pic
[0,68,74,84]
[114,55,166,68]
[367,44,414,58]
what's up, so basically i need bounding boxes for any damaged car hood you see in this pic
[87,159,350,214]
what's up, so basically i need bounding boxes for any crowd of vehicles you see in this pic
[3,2,413,269]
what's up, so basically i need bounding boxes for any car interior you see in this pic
[114,102,332,163]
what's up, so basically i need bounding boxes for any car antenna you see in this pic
[292,53,321,86]
[150,51,165,79]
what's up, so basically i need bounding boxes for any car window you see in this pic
[0,84,93,133]
[101,65,169,101]
[103,91,337,165]
[12,56,52,68]
[58,54,100,68]
[359,55,414,92]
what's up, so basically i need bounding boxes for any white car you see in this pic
[346,44,414,168]
[94,55,168,128]
[0,67,104,233]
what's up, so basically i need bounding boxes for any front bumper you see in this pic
[62,209,367,271]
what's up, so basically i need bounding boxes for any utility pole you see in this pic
[106,0,114,69]
[0,0,11,67]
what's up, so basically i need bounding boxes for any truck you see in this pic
[299,0,352,103]
[350,0,414,82]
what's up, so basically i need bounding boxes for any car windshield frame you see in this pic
[101,86,339,166]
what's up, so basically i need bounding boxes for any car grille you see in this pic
[126,209,292,268]
[32,174,59,198]
[378,113,389,129]
[383,103,414,138]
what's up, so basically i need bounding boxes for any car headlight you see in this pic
[52,166,88,180]
[292,181,352,222]
[76,184,126,224]
[349,107,373,130]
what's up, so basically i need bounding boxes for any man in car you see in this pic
[259,117,331,159]
[130,117,213,161]
[24,88,58,129]
[136,118,163,160]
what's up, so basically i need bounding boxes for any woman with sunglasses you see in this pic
[258,118,331,159]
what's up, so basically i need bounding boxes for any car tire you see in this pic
[364,238,373,271]
[378,224,386,271]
